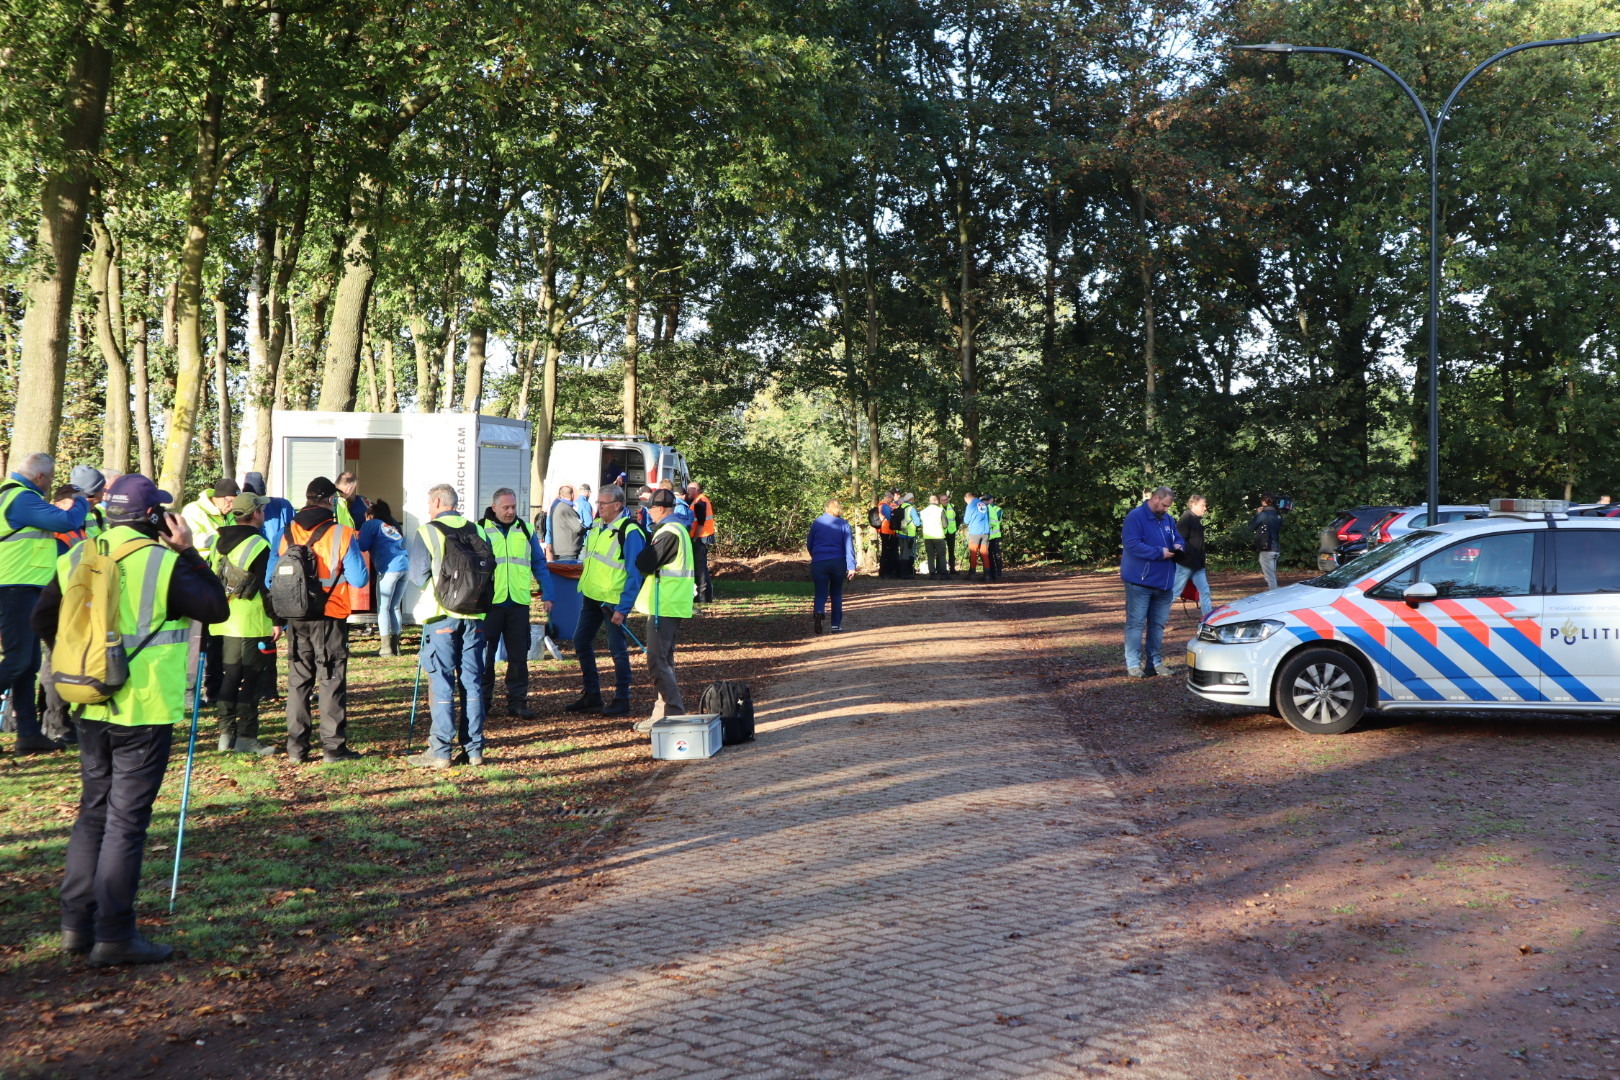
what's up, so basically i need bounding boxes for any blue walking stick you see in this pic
[169,648,206,912]
[406,651,424,750]
[620,618,648,655]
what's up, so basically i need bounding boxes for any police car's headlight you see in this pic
[1198,619,1284,644]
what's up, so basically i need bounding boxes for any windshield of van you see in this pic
[1304,530,1447,589]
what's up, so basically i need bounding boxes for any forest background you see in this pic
[5,0,1620,568]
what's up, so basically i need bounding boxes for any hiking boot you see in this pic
[88,934,173,967]
[564,693,603,713]
[13,734,64,754]
[234,737,277,756]
[61,928,93,955]
[404,751,452,770]
[464,751,484,766]
[379,635,396,658]
[322,747,364,763]
[507,699,536,720]
[1126,667,1144,679]
[830,624,843,632]
[632,717,657,734]
[215,712,238,753]
[813,612,823,635]
[600,698,630,717]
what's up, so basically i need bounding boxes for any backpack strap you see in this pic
[0,480,32,543]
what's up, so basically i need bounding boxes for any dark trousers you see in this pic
[693,537,714,602]
[988,537,1004,579]
[38,645,74,742]
[945,533,957,576]
[925,538,948,579]
[202,629,223,704]
[61,719,172,942]
[285,617,349,756]
[0,585,43,739]
[482,602,531,704]
[220,637,271,725]
[878,534,899,578]
[810,559,845,625]
[574,600,632,701]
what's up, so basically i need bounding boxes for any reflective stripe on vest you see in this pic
[58,526,189,726]
[214,534,273,639]
[489,521,533,604]
[579,516,636,604]
[0,481,62,587]
[634,522,694,619]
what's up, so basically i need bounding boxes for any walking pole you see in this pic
[620,619,649,655]
[169,647,206,912]
[406,651,424,750]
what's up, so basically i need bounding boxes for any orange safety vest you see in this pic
[690,494,716,539]
[878,504,896,536]
[280,517,357,619]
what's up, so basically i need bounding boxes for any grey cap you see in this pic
[70,465,106,497]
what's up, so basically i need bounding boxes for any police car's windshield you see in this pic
[1306,530,1447,589]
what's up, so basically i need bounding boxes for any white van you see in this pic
[542,435,690,511]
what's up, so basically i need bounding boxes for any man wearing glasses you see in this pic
[566,485,648,716]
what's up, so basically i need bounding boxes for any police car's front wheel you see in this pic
[1275,648,1367,735]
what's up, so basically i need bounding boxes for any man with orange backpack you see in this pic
[274,477,368,763]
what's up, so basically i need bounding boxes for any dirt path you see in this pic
[367,579,1305,1080]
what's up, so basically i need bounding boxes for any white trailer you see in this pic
[541,434,691,511]
[260,410,531,618]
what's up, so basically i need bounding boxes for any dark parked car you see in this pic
[1317,505,1400,572]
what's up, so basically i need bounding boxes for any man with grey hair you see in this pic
[480,486,552,719]
[406,482,493,767]
[0,452,87,752]
[1120,485,1184,678]
[568,483,647,716]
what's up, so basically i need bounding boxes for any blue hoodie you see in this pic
[806,513,857,573]
[963,498,990,534]
[1120,501,1183,590]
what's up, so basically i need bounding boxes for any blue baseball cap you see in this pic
[103,474,174,522]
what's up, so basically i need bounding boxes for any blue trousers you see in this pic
[422,618,487,759]
[376,570,408,637]
[1172,564,1214,620]
[0,585,43,739]
[574,600,631,701]
[1122,581,1173,673]
[810,559,845,624]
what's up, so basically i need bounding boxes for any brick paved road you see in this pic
[371,583,1274,1079]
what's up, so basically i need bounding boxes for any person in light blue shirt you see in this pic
[962,492,991,581]
[358,500,410,655]
[806,499,857,633]
[574,484,595,528]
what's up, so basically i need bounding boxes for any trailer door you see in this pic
[283,437,342,503]
[477,443,527,518]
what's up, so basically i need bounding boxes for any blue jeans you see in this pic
[574,600,631,701]
[0,585,43,739]
[421,618,487,759]
[1122,581,1173,673]
[376,570,407,637]
[810,559,845,624]
[1172,564,1214,620]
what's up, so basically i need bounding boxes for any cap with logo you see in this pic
[103,474,174,522]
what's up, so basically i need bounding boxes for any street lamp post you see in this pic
[1236,35,1620,524]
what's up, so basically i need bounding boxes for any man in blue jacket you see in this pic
[0,453,87,752]
[1121,486,1184,678]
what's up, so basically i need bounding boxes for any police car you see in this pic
[1185,499,1620,734]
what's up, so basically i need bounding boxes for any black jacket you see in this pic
[1249,507,1282,553]
[634,522,685,576]
[32,522,229,645]
[1174,511,1207,571]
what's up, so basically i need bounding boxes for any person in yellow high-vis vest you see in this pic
[478,487,552,719]
[630,489,694,733]
[32,473,227,966]
[0,452,87,753]
[567,485,647,717]
[209,494,281,755]
[180,476,237,706]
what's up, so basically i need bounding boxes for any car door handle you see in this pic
[1501,610,1532,619]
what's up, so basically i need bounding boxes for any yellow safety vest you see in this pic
[580,515,640,605]
[488,520,534,605]
[920,505,946,540]
[634,521,694,619]
[0,481,61,587]
[181,496,228,559]
[84,506,105,540]
[55,525,190,726]
[212,534,273,640]
[988,505,1004,539]
[413,514,487,623]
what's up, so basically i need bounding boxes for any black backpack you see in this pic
[430,520,497,615]
[269,521,337,619]
[867,506,884,529]
[700,680,755,745]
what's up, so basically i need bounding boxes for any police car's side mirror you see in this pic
[1403,581,1438,607]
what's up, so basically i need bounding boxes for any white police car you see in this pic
[1185,499,1620,734]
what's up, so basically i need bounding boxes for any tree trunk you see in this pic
[622,188,641,436]
[90,214,131,473]
[12,8,117,467]
[512,341,536,420]
[317,175,382,411]
[247,177,308,478]
[381,337,397,412]
[158,0,235,497]
[956,170,978,479]
[362,326,380,412]
[1136,188,1156,479]
[437,310,461,412]
[462,324,487,413]
[411,314,437,413]
[213,295,232,481]
[129,269,155,477]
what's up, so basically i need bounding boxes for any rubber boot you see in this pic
[216,707,238,753]
[379,634,396,658]
[232,702,277,756]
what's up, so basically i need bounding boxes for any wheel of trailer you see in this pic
[1275,648,1367,735]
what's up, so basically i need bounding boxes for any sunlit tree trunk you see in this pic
[462,324,487,413]
[212,296,232,480]
[621,188,642,435]
[90,213,130,473]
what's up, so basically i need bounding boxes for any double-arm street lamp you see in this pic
[1236,34,1620,524]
